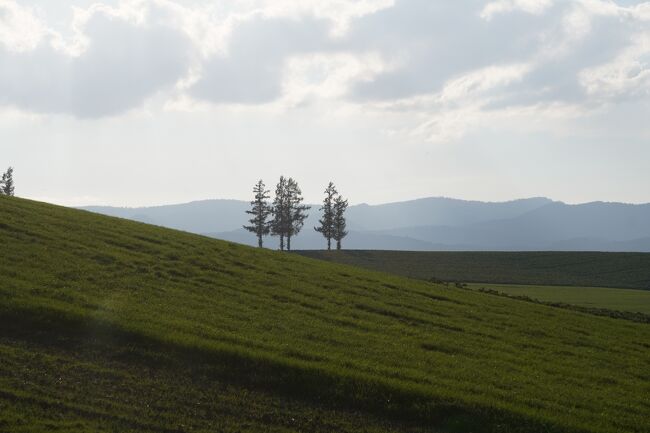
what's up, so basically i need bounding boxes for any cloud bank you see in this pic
[0,0,648,141]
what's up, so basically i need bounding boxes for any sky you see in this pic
[0,0,649,207]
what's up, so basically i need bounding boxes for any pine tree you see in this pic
[332,194,348,250]
[270,176,289,250]
[1,167,14,196]
[315,182,337,250]
[285,178,310,252]
[270,176,310,251]
[243,180,272,248]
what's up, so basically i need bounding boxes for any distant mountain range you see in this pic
[81,197,650,252]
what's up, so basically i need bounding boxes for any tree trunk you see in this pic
[327,237,331,250]
[336,240,341,250]
[280,235,284,251]
[287,235,291,251]
[258,234,263,248]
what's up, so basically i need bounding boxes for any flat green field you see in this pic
[467,284,650,314]
[1,196,649,433]
[297,250,650,290]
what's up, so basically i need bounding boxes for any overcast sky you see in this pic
[1,0,649,207]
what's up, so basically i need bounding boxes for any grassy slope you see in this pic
[1,196,649,433]
[466,284,650,315]
[296,250,650,290]
[0,313,418,433]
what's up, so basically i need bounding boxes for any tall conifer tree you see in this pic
[333,194,348,250]
[270,176,311,251]
[285,178,310,251]
[271,176,289,250]
[243,179,272,248]
[315,182,337,250]
[1,167,14,196]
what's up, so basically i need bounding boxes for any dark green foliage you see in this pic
[297,250,650,290]
[285,178,310,252]
[332,195,348,250]
[270,176,310,251]
[0,167,14,196]
[0,196,649,433]
[315,182,337,250]
[270,176,288,250]
[243,179,272,248]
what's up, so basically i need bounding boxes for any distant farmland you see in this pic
[467,283,650,315]
[297,250,650,290]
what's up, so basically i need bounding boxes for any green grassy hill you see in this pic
[1,196,649,433]
[297,250,650,290]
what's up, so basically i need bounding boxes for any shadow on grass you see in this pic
[0,304,573,433]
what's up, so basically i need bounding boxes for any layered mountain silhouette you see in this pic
[82,197,650,251]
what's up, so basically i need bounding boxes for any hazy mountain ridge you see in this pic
[346,197,554,230]
[83,199,249,233]
[81,197,650,251]
[378,201,650,251]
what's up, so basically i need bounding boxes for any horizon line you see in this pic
[47,195,650,210]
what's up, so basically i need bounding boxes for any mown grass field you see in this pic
[467,283,650,315]
[1,196,649,433]
[297,250,650,290]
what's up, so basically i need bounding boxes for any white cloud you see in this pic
[373,62,531,112]
[410,99,591,143]
[480,0,553,21]
[236,0,394,36]
[380,63,538,142]
[0,0,649,135]
[580,31,650,99]
[281,51,387,107]
[439,63,532,104]
[0,0,47,52]
[0,5,192,117]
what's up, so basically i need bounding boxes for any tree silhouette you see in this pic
[333,194,348,250]
[1,167,14,196]
[285,178,310,252]
[270,176,310,251]
[243,179,272,248]
[270,176,289,250]
[315,182,337,250]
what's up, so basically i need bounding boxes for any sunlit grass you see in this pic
[1,196,649,433]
